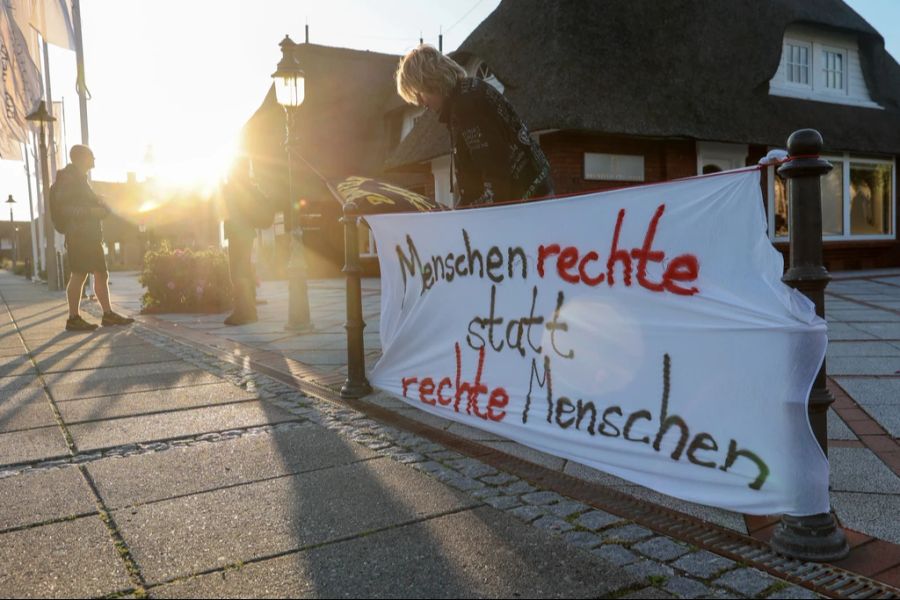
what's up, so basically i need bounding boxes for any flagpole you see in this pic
[23,142,39,280]
[72,0,89,145]
[40,38,60,290]
[30,131,46,277]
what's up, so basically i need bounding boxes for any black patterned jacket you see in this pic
[439,78,553,207]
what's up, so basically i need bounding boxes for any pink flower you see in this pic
[167,281,176,290]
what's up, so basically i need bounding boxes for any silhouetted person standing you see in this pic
[222,157,271,325]
[51,145,134,331]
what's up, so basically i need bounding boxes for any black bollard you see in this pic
[770,129,848,562]
[340,200,372,399]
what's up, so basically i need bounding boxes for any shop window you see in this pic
[769,155,895,241]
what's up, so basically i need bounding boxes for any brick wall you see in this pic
[538,132,696,196]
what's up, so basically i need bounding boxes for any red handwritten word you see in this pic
[537,204,700,296]
[401,343,509,422]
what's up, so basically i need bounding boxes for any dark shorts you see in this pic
[66,237,107,274]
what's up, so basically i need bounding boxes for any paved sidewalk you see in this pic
[106,269,900,550]
[0,270,830,598]
[0,271,895,598]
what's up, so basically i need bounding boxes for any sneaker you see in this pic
[66,315,99,332]
[223,313,258,326]
[101,311,135,326]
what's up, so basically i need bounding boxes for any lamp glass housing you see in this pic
[274,74,305,107]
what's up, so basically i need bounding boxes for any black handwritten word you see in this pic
[396,229,528,296]
[467,285,572,360]
[523,353,769,490]
[537,204,700,296]
[401,342,509,422]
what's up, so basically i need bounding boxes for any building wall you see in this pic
[539,132,697,196]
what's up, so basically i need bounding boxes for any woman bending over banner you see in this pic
[396,44,554,208]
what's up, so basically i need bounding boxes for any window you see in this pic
[785,43,811,85]
[471,59,505,94]
[850,163,892,235]
[584,153,644,182]
[823,48,845,92]
[768,155,895,241]
[769,26,880,108]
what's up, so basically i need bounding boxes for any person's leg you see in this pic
[67,271,88,318]
[93,270,112,313]
[225,233,256,324]
[94,269,135,326]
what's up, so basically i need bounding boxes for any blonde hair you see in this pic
[395,44,467,105]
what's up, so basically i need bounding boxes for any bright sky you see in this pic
[1,0,898,221]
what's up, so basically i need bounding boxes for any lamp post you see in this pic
[272,35,312,332]
[5,195,14,265]
[26,101,59,291]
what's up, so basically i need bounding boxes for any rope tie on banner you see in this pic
[76,73,92,101]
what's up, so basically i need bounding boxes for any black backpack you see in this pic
[48,178,68,234]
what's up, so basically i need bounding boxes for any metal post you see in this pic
[284,107,312,332]
[770,129,849,562]
[340,201,372,399]
[38,122,59,291]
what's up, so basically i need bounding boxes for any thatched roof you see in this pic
[241,44,402,198]
[386,0,900,169]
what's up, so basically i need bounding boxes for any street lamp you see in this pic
[272,35,312,332]
[5,195,15,265]
[26,101,59,291]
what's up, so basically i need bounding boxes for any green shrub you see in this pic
[139,242,232,313]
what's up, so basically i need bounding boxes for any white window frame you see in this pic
[768,153,896,242]
[820,45,848,95]
[784,40,813,89]
[584,153,645,182]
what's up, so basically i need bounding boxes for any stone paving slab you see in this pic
[0,516,132,598]
[114,457,480,584]
[828,410,857,440]
[41,360,200,385]
[25,332,153,353]
[33,345,178,374]
[284,349,352,366]
[68,401,299,452]
[861,405,900,437]
[830,448,900,494]
[0,426,69,467]
[850,322,900,338]
[828,356,900,375]
[827,341,900,357]
[825,322,879,340]
[149,506,638,599]
[57,382,259,424]
[0,358,36,378]
[0,398,57,432]
[47,367,223,402]
[0,466,97,530]
[832,491,900,544]
[835,377,900,405]
[87,424,378,509]
[0,378,41,397]
[828,310,899,322]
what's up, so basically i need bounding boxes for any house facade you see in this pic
[386,0,900,271]
[244,0,900,274]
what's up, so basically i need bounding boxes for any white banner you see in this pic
[367,169,830,516]
[0,1,42,160]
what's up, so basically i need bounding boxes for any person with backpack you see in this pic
[221,156,273,325]
[50,145,134,331]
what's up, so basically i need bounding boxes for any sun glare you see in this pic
[147,136,238,197]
